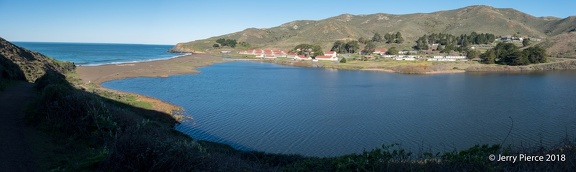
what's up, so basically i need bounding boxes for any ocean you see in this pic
[12,42,187,66]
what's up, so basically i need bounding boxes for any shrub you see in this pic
[101,120,207,171]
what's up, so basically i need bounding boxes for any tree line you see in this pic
[330,32,404,55]
[291,44,324,57]
[414,32,496,52]
[213,38,250,49]
[363,32,404,44]
[330,40,360,54]
[481,42,546,65]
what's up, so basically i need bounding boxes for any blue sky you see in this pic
[1,0,573,45]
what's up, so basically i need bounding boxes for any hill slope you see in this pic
[537,32,576,58]
[0,37,74,82]
[171,5,576,52]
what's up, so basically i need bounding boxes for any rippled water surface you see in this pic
[103,61,576,157]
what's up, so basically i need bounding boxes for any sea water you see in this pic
[13,42,186,66]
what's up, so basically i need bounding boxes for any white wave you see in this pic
[80,53,192,66]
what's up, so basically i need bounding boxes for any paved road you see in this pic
[0,82,39,171]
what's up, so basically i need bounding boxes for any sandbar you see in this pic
[76,54,224,85]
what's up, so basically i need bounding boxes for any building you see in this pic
[239,49,288,58]
[294,55,310,60]
[315,55,338,61]
[373,48,388,55]
[324,51,337,58]
[427,55,466,61]
[394,56,416,61]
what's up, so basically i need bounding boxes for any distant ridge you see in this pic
[171,5,575,53]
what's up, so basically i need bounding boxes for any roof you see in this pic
[374,48,388,52]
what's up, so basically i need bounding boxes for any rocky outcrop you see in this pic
[0,37,74,82]
[168,43,205,53]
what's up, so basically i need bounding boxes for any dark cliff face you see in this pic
[0,37,74,82]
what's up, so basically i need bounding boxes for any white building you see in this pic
[315,55,338,61]
[324,51,337,58]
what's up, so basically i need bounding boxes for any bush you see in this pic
[101,120,207,171]
[340,57,347,63]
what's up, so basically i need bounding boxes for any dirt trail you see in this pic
[0,82,38,171]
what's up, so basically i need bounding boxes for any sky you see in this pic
[0,0,574,45]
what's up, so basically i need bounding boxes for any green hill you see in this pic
[171,5,576,52]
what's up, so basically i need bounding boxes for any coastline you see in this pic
[232,56,576,74]
[76,53,224,115]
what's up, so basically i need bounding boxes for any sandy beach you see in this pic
[423,70,466,74]
[359,68,396,73]
[77,54,224,85]
[360,68,466,74]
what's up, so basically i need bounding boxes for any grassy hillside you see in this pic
[0,37,75,82]
[171,5,576,52]
[537,32,576,58]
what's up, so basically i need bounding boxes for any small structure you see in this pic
[324,51,337,58]
[394,56,416,61]
[294,55,311,61]
[315,55,338,61]
[373,48,388,55]
[427,55,466,61]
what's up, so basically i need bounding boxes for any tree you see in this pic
[522,39,530,47]
[358,37,369,44]
[215,38,237,48]
[481,49,496,64]
[345,41,360,53]
[216,38,226,45]
[226,39,237,48]
[395,32,404,44]
[293,44,323,57]
[212,44,220,48]
[509,50,529,66]
[386,47,399,55]
[414,36,429,50]
[523,46,547,63]
[372,33,383,42]
[384,33,393,44]
[340,57,347,63]
[481,42,545,65]
[331,41,346,53]
[363,42,376,55]
[466,49,479,59]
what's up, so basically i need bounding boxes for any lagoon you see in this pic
[103,61,576,157]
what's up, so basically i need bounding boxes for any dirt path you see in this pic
[0,82,39,171]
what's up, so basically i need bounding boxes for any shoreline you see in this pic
[76,53,225,115]
[76,55,576,115]
[233,57,576,74]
